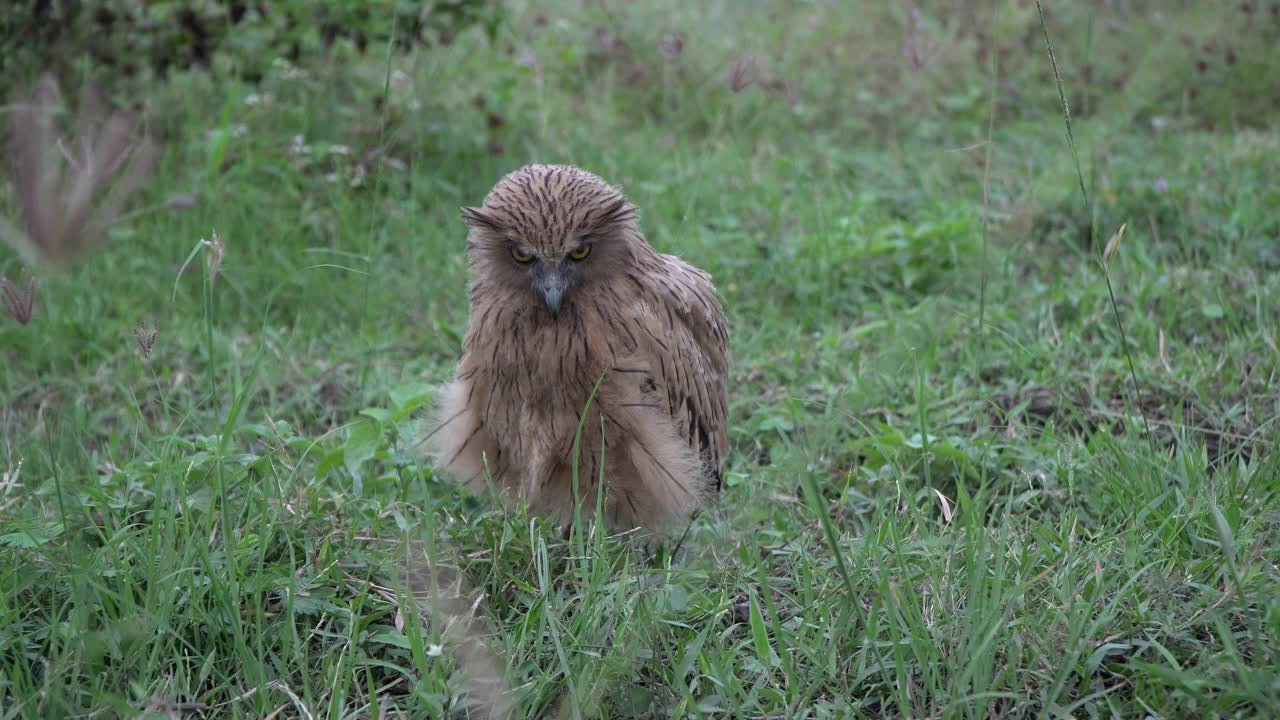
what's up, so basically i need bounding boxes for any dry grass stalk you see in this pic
[2,73,160,271]
[141,699,209,718]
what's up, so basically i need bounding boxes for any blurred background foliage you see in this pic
[1,1,1278,360]
[1,1,1276,131]
[1,0,504,98]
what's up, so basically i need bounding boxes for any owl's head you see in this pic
[460,164,642,318]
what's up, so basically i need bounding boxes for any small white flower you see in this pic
[516,50,538,71]
[427,644,443,657]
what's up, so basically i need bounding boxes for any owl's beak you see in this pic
[543,284,564,316]
[534,264,571,317]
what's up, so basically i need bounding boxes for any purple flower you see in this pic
[1155,177,1169,192]
[911,7,925,30]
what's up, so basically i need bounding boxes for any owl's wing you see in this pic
[627,253,730,492]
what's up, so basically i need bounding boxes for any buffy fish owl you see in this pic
[429,164,729,534]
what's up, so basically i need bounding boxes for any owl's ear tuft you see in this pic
[460,206,500,231]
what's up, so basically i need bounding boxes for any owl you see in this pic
[428,164,729,534]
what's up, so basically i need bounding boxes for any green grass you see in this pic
[2,2,1279,718]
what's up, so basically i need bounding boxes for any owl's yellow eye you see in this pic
[568,244,592,261]
[511,247,535,263]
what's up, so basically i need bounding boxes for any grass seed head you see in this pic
[728,55,758,92]
[3,73,160,271]
[660,32,686,59]
[203,231,225,288]
[1103,222,1128,264]
[133,318,159,361]
[1,272,38,325]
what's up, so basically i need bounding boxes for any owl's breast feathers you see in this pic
[461,250,729,491]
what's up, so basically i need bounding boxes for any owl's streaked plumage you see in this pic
[428,164,729,534]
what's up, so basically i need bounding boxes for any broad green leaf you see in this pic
[0,522,65,548]
[344,419,382,479]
